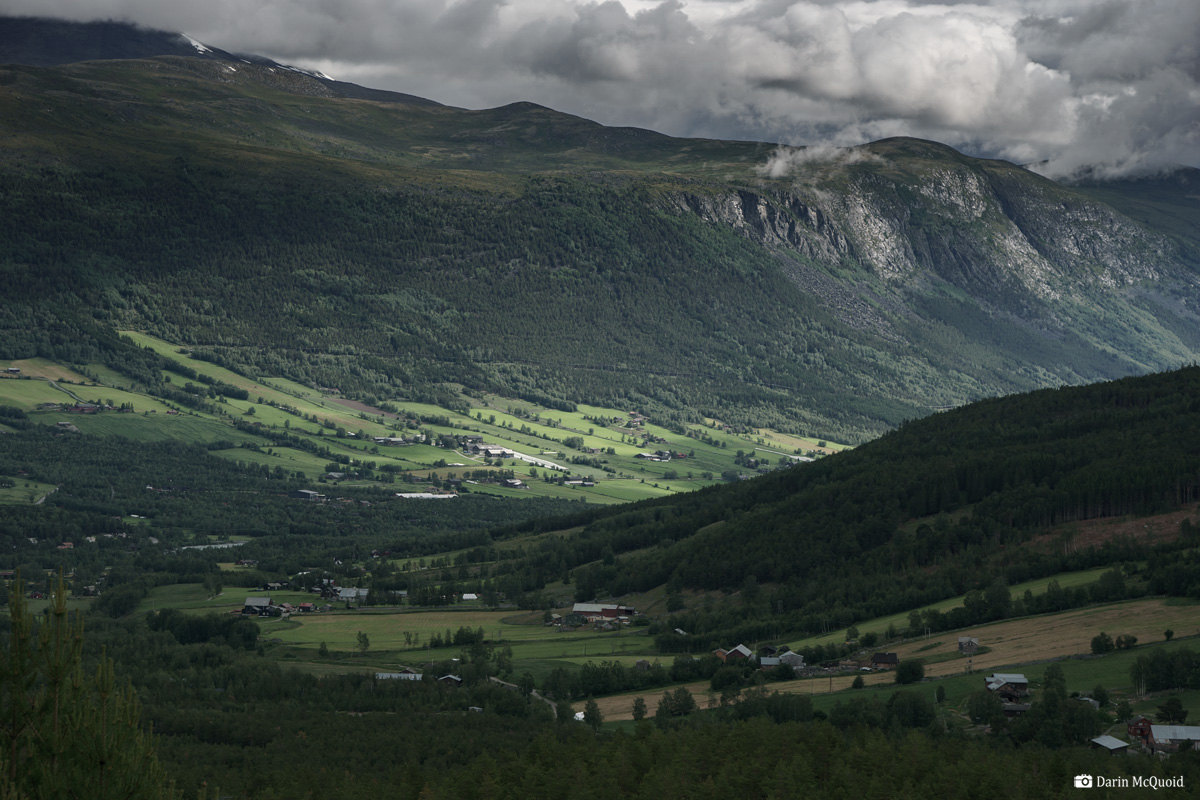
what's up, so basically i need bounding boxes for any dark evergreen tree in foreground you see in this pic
[0,576,176,800]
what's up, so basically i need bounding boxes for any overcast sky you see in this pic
[8,0,1199,177]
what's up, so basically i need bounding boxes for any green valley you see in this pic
[5,17,1200,800]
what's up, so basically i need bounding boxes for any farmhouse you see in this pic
[778,651,806,668]
[1148,725,1200,754]
[957,637,980,654]
[290,489,324,501]
[871,653,899,670]
[985,673,1029,696]
[1127,715,1152,741]
[376,668,423,681]
[337,587,369,604]
[242,597,272,616]
[469,443,514,458]
[572,602,635,621]
[714,644,753,663]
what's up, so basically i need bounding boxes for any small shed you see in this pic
[1089,735,1129,754]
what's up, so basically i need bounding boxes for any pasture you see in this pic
[788,565,1116,649]
[46,412,261,444]
[0,479,57,505]
[0,358,89,382]
[0,378,75,409]
[884,598,1200,680]
[261,607,657,670]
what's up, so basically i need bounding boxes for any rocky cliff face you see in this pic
[666,140,1198,362]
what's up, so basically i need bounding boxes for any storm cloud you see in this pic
[9,0,1199,177]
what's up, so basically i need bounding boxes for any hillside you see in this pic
[5,346,1200,798]
[1,19,1199,442]
[482,366,1200,643]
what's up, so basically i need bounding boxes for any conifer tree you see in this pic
[0,575,176,800]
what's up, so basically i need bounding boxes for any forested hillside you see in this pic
[4,357,1200,799]
[486,366,1200,644]
[1,51,1198,440]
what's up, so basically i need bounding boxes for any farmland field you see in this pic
[2,344,844,507]
[0,479,57,505]
[263,608,656,666]
[789,566,1116,649]
[43,411,260,443]
[0,358,89,382]
[583,598,1200,721]
[0,377,77,408]
[883,598,1200,679]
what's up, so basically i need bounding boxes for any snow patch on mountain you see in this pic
[181,34,210,55]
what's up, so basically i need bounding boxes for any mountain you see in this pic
[1,16,1199,442]
[0,15,442,106]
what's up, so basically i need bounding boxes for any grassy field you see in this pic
[881,598,1200,679]
[0,480,58,505]
[5,342,840,505]
[787,565,1116,650]
[42,411,261,444]
[579,598,1200,722]
[210,446,332,476]
[255,605,662,679]
[0,377,77,408]
[0,358,90,382]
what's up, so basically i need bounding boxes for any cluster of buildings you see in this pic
[372,434,426,446]
[635,449,685,462]
[1123,716,1200,754]
[553,602,638,629]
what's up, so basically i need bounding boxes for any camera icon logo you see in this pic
[1074,774,1094,789]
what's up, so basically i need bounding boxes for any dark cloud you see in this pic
[9,0,1198,177]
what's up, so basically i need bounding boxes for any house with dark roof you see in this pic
[871,653,899,670]
[242,596,272,615]
[985,673,1029,697]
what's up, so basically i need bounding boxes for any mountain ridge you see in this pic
[1,16,1199,441]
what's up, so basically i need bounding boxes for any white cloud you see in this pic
[8,0,1198,177]
[756,143,883,177]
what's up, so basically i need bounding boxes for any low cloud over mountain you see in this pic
[9,1,1199,177]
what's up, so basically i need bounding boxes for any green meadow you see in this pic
[787,566,1116,650]
[2,338,843,505]
[0,479,58,505]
